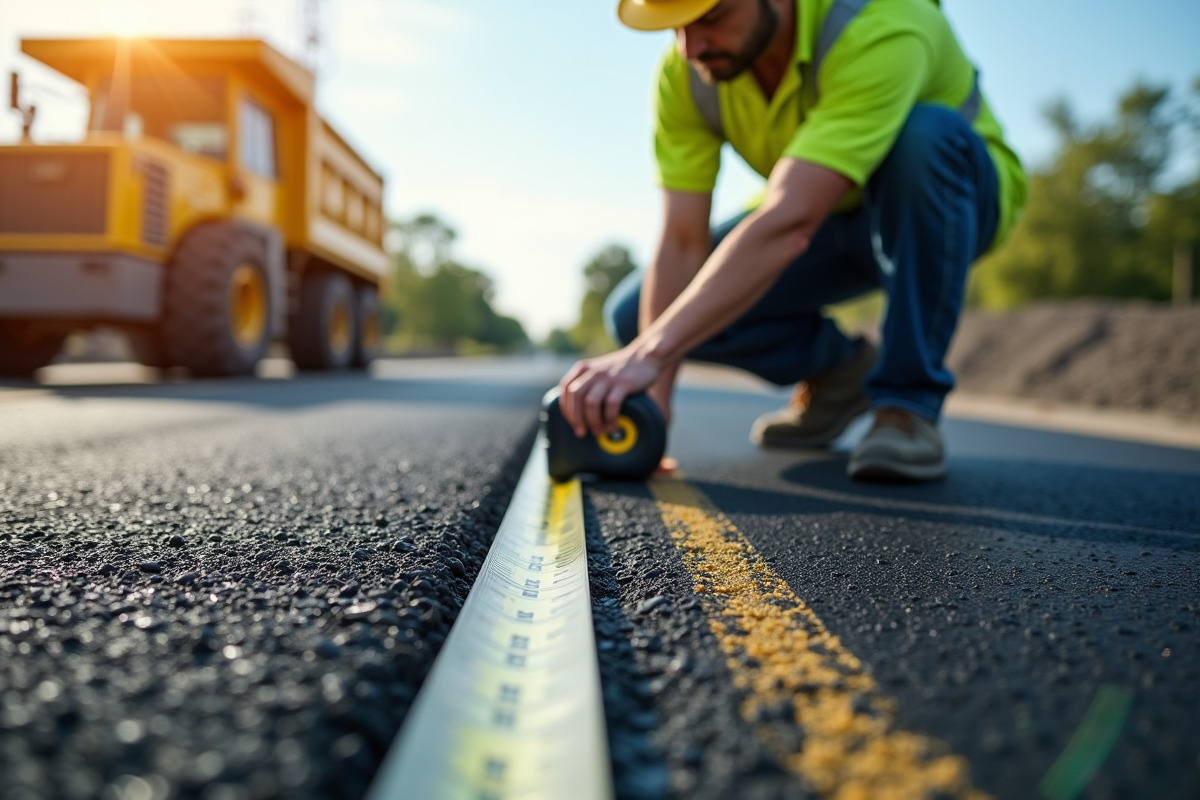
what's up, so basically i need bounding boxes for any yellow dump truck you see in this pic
[0,38,389,377]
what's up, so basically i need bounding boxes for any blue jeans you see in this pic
[605,104,1000,421]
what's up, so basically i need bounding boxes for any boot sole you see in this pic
[846,456,946,482]
[751,395,872,449]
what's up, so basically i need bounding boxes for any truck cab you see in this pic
[0,38,388,377]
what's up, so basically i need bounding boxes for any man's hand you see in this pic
[559,346,664,439]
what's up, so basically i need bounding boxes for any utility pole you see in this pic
[302,0,322,76]
[1173,242,1194,306]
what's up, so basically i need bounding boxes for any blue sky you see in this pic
[2,0,1198,338]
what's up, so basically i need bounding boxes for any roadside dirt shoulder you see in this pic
[948,300,1200,425]
[944,392,1200,449]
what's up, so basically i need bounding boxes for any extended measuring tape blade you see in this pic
[367,435,613,800]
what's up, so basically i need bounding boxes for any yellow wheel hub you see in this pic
[329,295,352,355]
[229,263,268,349]
[597,415,639,456]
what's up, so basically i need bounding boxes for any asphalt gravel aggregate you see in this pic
[3,371,1198,800]
[0,393,538,800]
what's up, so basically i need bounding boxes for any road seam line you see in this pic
[366,435,612,800]
[1038,685,1133,800]
[648,476,990,799]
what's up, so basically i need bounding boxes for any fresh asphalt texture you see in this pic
[1,357,1197,800]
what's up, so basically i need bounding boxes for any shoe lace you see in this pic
[788,382,814,412]
[872,407,914,434]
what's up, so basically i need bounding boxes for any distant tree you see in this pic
[568,244,638,353]
[386,249,424,341]
[543,328,581,355]
[424,262,488,347]
[971,79,1200,308]
[391,213,457,271]
[385,212,528,352]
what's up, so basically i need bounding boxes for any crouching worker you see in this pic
[558,0,1026,481]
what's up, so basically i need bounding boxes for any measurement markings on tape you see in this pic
[367,435,612,800]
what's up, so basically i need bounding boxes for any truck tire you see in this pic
[0,320,65,378]
[162,224,272,377]
[289,272,355,371]
[351,285,382,369]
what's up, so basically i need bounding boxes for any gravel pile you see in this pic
[949,300,1200,421]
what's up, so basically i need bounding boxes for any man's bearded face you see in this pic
[686,0,780,84]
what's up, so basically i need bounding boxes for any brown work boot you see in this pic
[847,407,946,482]
[750,338,876,449]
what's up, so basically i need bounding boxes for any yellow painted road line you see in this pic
[648,477,990,800]
[367,437,612,800]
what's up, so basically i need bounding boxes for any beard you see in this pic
[692,0,780,84]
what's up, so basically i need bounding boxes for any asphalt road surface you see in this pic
[1,357,1196,800]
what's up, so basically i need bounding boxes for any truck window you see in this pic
[91,75,228,159]
[172,123,228,158]
[239,98,277,178]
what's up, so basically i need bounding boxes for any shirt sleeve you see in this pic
[784,32,932,186]
[653,51,723,193]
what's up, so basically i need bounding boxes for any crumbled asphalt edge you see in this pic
[584,484,812,800]
[0,409,539,800]
[583,490,670,800]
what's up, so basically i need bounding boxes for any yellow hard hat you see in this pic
[616,0,723,31]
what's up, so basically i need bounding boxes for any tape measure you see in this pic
[366,436,613,800]
[541,389,666,482]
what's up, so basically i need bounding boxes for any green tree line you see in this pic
[971,78,1200,307]
[384,214,528,354]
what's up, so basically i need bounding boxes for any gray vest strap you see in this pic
[811,0,870,80]
[687,0,983,137]
[688,64,725,140]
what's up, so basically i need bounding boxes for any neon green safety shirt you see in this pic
[654,0,1027,249]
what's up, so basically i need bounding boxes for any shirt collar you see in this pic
[774,0,816,102]
[794,0,819,69]
[726,0,820,106]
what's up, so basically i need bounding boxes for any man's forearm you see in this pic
[638,236,709,415]
[633,159,853,369]
[635,208,807,367]
[639,237,709,348]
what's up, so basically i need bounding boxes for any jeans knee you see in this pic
[876,104,969,184]
[603,272,642,347]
